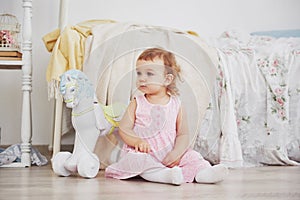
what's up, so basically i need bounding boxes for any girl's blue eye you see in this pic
[147,72,154,76]
[136,71,142,76]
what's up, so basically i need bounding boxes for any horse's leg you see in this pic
[64,110,102,178]
[75,130,100,178]
[77,151,100,178]
[74,104,111,178]
[51,151,73,176]
[62,129,100,178]
[94,104,112,136]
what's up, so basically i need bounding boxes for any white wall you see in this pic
[1,0,299,145]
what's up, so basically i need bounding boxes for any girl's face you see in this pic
[136,58,167,95]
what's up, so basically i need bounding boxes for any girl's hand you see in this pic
[134,140,151,153]
[162,151,182,168]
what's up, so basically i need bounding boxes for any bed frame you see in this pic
[51,0,69,156]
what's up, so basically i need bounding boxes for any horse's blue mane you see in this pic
[60,69,94,100]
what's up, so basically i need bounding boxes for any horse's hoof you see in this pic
[77,153,100,178]
[51,152,72,177]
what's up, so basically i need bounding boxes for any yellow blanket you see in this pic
[42,19,115,98]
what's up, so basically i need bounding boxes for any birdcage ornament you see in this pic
[0,13,21,51]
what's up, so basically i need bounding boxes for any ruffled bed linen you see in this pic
[194,30,300,167]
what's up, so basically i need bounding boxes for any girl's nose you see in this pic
[138,74,146,82]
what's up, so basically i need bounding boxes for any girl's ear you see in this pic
[164,74,174,86]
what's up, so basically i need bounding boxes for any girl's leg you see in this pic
[195,164,228,184]
[140,166,184,185]
[179,149,228,183]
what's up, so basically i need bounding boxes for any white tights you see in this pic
[140,166,184,185]
[139,164,228,185]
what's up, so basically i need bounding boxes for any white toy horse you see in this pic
[51,69,122,178]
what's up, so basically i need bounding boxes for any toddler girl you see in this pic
[105,48,228,185]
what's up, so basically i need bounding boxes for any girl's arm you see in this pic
[162,106,190,167]
[118,99,151,153]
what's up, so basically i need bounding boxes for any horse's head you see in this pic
[59,69,94,108]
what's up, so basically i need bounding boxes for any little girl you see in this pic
[105,48,228,185]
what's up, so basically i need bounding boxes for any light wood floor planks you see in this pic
[0,146,299,200]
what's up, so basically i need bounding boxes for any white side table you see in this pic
[0,0,32,167]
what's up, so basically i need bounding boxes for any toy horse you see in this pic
[51,69,124,178]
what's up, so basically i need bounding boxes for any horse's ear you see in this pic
[66,74,72,82]
[77,72,85,81]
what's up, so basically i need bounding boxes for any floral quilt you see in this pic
[194,30,300,167]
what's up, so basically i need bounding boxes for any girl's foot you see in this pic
[195,164,228,184]
[171,166,184,185]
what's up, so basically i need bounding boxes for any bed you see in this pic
[194,30,300,167]
[44,2,300,169]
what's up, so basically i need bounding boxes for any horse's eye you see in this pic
[70,88,76,93]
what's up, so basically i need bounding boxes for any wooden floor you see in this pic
[0,146,299,200]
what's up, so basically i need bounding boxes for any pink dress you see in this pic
[105,95,211,182]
